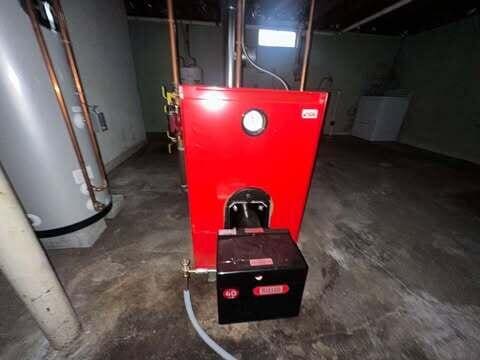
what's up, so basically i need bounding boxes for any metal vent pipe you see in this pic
[235,0,244,87]
[225,1,236,87]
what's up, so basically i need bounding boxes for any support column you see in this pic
[0,165,81,349]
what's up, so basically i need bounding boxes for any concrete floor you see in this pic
[1,136,480,359]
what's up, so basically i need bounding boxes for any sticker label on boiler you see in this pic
[222,288,240,300]
[253,284,290,296]
[245,227,265,234]
[218,228,237,236]
[301,108,318,119]
[249,258,273,266]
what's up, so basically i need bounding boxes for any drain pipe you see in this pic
[182,260,236,360]
[0,165,81,349]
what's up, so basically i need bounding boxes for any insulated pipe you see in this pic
[234,0,243,87]
[25,0,103,211]
[0,165,81,349]
[225,3,236,87]
[300,0,316,91]
[342,0,414,32]
[52,0,108,191]
[167,0,180,88]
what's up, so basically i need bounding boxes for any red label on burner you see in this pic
[222,288,240,299]
[249,258,273,266]
[245,227,265,234]
[253,284,290,296]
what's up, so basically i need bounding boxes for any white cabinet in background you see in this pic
[352,96,409,141]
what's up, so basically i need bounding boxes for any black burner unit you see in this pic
[216,229,308,324]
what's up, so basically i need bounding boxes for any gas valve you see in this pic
[162,86,181,154]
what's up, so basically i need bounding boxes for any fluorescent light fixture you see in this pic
[258,29,296,48]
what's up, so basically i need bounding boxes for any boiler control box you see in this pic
[216,229,308,324]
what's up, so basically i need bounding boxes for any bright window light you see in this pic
[258,29,296,48]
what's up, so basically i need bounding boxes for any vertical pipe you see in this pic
[234,0,243,87]
[25,0,102,211]
[166,0,186,188]
[167,0,180,88]
[0,165,81,349]
[300,0,316,91]
[52,0,108,190]
[225,4,236,87]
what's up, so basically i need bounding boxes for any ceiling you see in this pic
[125,0,479,35]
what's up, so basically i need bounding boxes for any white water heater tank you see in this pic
[0,0,111,238]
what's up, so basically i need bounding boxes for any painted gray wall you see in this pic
[396,16,480,164]
[245,31,402,134]
[128,20,223,132]
[308,32,401,134]
[62,0,146,168]
[127,16,480,164]
[128,18,402,133]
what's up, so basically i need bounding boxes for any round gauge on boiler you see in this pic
[242,109,267,136]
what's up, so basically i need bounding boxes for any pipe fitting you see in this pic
[181,259,218,288]
[93,201,106,211]
[182,258,191,289]
[182,258,191,277]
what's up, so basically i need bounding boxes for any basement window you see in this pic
[258,29,297,48]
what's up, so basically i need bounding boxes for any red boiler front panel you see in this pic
[180,85,328,268]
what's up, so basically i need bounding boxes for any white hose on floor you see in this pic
[183,289,237,360]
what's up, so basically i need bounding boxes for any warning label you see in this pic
[249,258,273,266]
[301,108,319,119]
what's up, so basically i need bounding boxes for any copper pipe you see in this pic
[300,0,316,91]
[52,0,108,191]
[167,0,180,88]
[165,0,187,189]
[234,0,243,87]
[25,0,103,211]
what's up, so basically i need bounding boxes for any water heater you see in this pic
[0,1,111,238]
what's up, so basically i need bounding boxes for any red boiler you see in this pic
[180,85,328,269]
